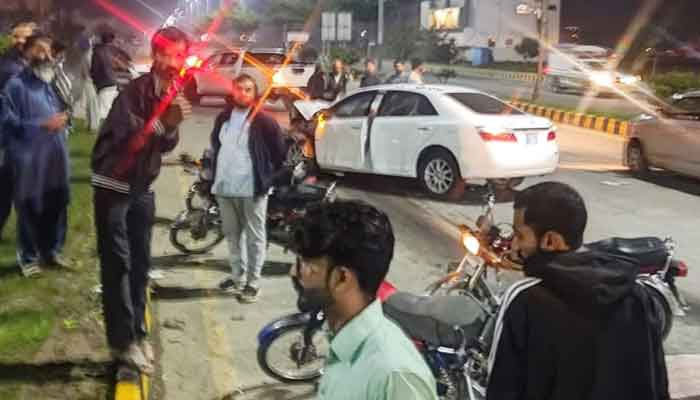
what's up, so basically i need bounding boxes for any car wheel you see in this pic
[418,149,464,200]
[627,141,649,176]
[184,80,201,105]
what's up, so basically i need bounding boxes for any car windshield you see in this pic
[447,93,523,115]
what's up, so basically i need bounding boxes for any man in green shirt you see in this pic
[290,200,438,400]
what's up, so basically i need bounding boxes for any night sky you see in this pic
[562,0,699,46]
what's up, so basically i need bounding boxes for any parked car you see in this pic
[184,47,314,105]
[296,84,559,198]
[626,90,700,179]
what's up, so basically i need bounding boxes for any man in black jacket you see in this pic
[360,58,381,88]
[212,74,286,303]
[91,27,192,374]
[91,31,130,125]
[487,182,669,400]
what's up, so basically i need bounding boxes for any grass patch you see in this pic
[0,123,109,399]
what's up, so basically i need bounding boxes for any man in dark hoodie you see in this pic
[487,181,669,400]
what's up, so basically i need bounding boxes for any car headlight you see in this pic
[590,72,614,87]
[461,231,480,255]
[620,75,641,85]
[272,71,285,86]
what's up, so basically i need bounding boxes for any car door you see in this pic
[316,91,377,172]
[646,96,700,171]
[668,96,700,176]
[370,91,440,176]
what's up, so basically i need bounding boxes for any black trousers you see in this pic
[94,188,154,351]
[0,161,13,238]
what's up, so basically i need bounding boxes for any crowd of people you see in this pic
[0,22,671,400]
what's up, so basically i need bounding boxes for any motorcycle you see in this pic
[169,151,337,254]
[284,99,330,166]
[256,194,512,399]
[257,190,690,399]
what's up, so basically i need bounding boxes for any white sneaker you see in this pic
[115,343,154,375]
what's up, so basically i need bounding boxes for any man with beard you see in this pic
[290,200,438,400]
[487,182,669,400]
[91,27,191,374]
[3,33,70,277]
[0,22,36,241]
[385,59,407,84]
[213,74,286,303]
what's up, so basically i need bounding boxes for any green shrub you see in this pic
[436,68,457,83]
[649,72,700,99]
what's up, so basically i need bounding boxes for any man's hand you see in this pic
[161,94,192,128]
[42,112,68,133]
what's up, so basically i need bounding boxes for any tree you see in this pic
[226,5,260,34]
[265,0,317,24]
[515,37,540,61]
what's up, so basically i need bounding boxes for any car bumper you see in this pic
[462,142,559,179]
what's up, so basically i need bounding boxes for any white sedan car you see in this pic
[305,84,559,198]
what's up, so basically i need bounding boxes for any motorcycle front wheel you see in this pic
[169,211,225,254]
[257,324,329,383]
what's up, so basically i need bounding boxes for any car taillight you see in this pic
[479,131,517,142]
[547,130,556,141]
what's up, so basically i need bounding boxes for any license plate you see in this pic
[526,134,538,144]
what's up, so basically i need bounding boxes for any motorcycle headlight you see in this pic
[462,231,480,255]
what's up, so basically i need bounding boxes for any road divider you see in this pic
[509,101,630,137]
[425,63,538,82]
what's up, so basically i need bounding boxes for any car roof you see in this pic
[350,83,486,95]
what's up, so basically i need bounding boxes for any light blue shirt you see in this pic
[318,300,439,400]
[212,107,255,198]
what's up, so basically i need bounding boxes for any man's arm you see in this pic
[2,78,66,138]
[486,296,529,400]
[379,371,438,400]
[263,115,287,169]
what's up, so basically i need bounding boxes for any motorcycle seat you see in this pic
[383,292,486,349]
[274,184,326,203]
[586,237,667,269]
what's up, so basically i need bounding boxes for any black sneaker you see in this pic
[218,277,244,294]
[238,285,259,304]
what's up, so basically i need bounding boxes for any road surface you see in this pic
[147,105,700,400]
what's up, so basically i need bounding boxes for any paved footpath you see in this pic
[146,106,700,400]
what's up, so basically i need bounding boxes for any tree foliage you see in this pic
[515,37,539,60]
[226,5,260,34]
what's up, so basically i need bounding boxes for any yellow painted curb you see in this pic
[115,287,152,400]
[507,101,631,137]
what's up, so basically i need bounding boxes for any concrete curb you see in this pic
[114,288,152,400]
[426,64,538,82]
[509,101,630,138]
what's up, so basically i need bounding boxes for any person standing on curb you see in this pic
[91,31,129,126]
[91,27,191,374]
[408,58,426,84]
[385,59,407,84]
[213,74,286,304]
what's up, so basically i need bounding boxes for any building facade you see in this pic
[420,0,561,61]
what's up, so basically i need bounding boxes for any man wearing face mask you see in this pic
[0,22,36,241]
[212,74,286,303]
[91,27,191,374]
[290,200,438,400]
[3,33,71,277]
[487,182,669,400]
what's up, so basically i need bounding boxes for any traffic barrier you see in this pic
[425,64,538,82]
[509,101,630,137]
[114,288,152,400]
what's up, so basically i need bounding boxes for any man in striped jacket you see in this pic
[91,27,191,374]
